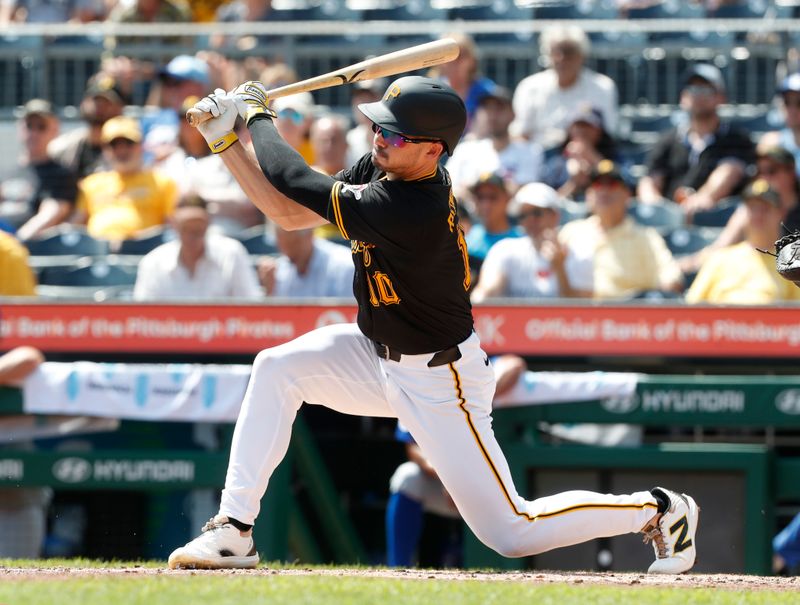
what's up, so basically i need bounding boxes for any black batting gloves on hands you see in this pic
[232,81,277,125]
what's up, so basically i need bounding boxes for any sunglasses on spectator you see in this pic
[684,84,716,97]
[371,123,439,148]
[518,207,550,218]
[106,138,136,149]
[24,119,48,131]
[552,44,581,57]
[277,108,304,125]
[590,177,624,189]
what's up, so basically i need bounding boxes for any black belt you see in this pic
[373,341,462,368]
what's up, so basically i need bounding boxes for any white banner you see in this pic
[493,371,641,408]
[23,362,253,423]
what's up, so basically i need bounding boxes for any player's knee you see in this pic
[483,534,528,558]
[389,461,425,498]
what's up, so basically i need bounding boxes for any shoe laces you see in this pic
[201,516,228,533]
[641,516,668,559]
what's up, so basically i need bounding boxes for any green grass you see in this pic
[0,561,794,605]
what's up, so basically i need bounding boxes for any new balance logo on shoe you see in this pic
[670,515,693,554]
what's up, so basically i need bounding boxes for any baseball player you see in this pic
[167,77,699,573]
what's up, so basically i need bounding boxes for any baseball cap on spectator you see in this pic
[273,92,315,121]
[468,170,507,193]
[683,63,726,93]
[159,55,210,86]
[756,145,795,167]
[511,182,562,214]
[777,73,800,95]
[21,98,55,119]
[568,104,605,130]
[85,74,125,105]
[101,116,142,144]
[742,179,781,207]
[589,159,628,188]
[477,84,512,106]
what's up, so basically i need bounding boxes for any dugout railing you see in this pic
[3,373,800,573]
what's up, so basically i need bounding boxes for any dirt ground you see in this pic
[1,566,799,591]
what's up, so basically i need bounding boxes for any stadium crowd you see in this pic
[2,10,799,304]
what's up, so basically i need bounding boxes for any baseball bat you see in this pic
[185,38,460,127]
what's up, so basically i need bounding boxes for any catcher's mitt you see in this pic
[774,231,800,286]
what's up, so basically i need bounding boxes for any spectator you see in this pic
[107,0,191,47]
[560,160,684,299]
[212,0,274,51]
[310,114,351,242]
[1,99,78,241]
[511,24,619,149]
[637,64,755,216]
[151,95,210,182]
[685,179,800,304]
[463,171,522,263]
[679,146,800,274]
[446,85,544,200]
[0,0,104,23]
[272,92,316,165]
[72,116,178,242]
[181,116,263,234]
[310,114,349,177]
[429,32,496,138]
[48,74,126,179]
[0,230,36,296]
[760,73,800,175]
[346,79,385,166]
[471,183,593,302]
[0,345,50,559]
[542,104,626,201]
[258,226,354,298]
[148,54,211,119]
[133,196,263,300]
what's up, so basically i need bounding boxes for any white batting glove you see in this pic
[230,80,276,124]
[194,88,240,154]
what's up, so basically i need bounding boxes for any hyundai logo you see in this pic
[52,457,92,484]
[601,394,639,414]
[776,390,800,415]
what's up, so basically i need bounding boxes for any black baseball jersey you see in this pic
[249,118,474,354]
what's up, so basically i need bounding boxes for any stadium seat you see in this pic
[663,225,722,257]
[449,1,534,43]
[37,256,138,288]
[234,225,278,256]
[690,197,741,228]
[25,226,109,257]
[115,226,173,256]
[628,201,684,231]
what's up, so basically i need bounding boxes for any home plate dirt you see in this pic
[1,566,798,590]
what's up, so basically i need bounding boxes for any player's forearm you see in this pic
[248,117,336,217]
[219,142,327,231]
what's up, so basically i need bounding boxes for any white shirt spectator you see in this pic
[273,238,354,298]
[479,235,593,298]
[133,233,263,300]
[446,138,544,194]
[511,68,618,149]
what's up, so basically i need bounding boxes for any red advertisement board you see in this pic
[2,302,800,357]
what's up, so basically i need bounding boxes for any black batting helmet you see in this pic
[358,76,466,154]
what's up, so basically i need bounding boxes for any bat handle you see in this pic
[186,107,212,127]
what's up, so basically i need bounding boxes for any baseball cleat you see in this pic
[641,487,699,574]
[168,515,259,569]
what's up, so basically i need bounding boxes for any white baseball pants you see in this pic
[220,323,658,557]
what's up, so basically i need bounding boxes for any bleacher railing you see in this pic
[0,17,795,111]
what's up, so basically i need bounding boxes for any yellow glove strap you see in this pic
[245,106,277,125]
[208,131,239,154]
